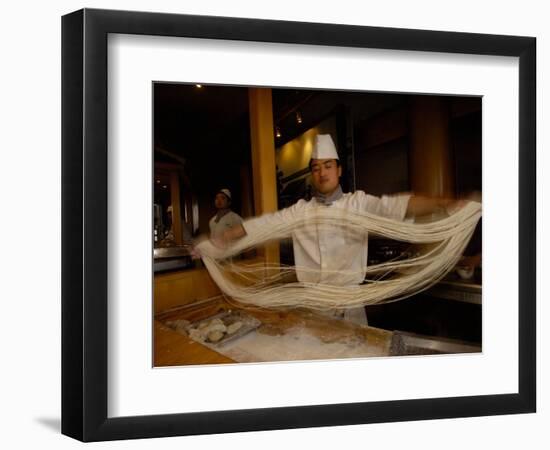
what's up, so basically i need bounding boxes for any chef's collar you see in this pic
[314,185,343,206]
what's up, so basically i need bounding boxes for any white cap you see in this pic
[219,188,232,200]
[167,205,173,213]
[311,134,339,160]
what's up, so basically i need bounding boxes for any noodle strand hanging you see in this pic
[196,201,481,311]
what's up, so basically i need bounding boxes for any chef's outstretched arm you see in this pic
[406,196,456,217]
[406,191,480,217]
[190,224,246,258]
[210,201,302,249]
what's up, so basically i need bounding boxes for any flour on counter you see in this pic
[215,325,386,363]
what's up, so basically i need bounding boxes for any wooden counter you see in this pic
[154,320,233,366]
[153,266,479,366]
[154,266,221,314]
[154,298,393,367]
[154,257,266,313]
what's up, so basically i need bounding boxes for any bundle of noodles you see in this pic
[196,201,481,311]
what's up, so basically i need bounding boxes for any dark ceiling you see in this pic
[154,83,250,164]
[153,83,406,193]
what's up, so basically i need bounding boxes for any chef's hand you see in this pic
[189,235,210,259]
[189,246,202,260]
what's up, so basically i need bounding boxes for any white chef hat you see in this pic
[311,134,339,160]
[218,188,232,200]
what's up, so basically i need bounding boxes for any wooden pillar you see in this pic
[169,171,183,245]
[409,96,455,198]
[248,88,279,268]
[239,165,254,219]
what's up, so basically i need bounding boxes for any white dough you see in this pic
[227,322,243,335]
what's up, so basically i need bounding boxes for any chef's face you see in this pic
[215,193,230,209]
[310,159,341,195]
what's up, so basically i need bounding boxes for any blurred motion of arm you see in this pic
[406,196,455,217]
[406,191,481,218]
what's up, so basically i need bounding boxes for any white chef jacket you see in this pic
[242,190,411,286]
[209,211,243,238]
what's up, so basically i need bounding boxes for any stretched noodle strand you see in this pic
[196,201,481,311]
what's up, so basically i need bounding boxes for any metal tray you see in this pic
[185,310,261,347]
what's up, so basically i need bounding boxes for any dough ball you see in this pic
[206,323,227,334]
[207,330,225,343]
[189,329,204,342]
[226,321,243,335]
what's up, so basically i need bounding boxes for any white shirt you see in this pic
[209,211,243,238]
[242,191,411,286]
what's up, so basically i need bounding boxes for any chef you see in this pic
[210,135,464,325]
[209,188,243,239]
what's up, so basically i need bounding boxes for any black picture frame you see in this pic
[61,8,536,442]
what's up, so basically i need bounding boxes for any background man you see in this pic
[209,188,243,239]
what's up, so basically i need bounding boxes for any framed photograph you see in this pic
[62,8,536,441]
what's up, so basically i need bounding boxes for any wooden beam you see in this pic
[248,88,279,270]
